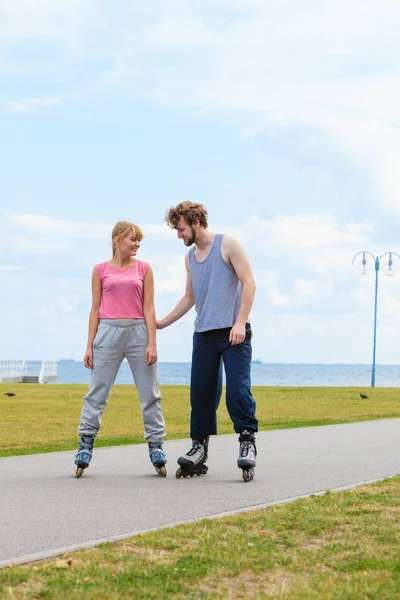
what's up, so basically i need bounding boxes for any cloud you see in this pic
[155,279,183,293]
[233,214,373,256]
[0,215,175,258]
[2,98,60,112]
[0,214,109,256]
[1,0,400,362]
[2,1,400,118]
[268,289,290,308]
[294,279,320,296]
[0,211,399,362]
[0,0,90,43]
[0,265,24,271]
[56,297,77,314]
[331,119,400,215]
[2,1,400,216]
[141,225,176,239]
[9,214,108,237]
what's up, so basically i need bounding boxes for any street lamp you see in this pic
[352,251,400,387]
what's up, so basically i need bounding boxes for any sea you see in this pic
[55,360,400,387]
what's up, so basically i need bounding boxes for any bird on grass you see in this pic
[360,393,369,399]
[4,392,16,397]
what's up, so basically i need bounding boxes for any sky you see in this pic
[1,0,400,364]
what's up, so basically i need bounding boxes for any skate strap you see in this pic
[150,448,165,458]
[80,443,93,450]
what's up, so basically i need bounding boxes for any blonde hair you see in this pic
[111,221,143,256]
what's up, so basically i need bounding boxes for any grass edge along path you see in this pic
[1,475,399,599]
[1,383,399,458]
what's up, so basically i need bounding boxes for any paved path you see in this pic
[1,419,399,568]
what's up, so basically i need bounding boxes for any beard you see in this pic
[184,227,197,246]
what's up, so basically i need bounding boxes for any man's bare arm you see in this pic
[223,236,256,345]
[157,254,195,329]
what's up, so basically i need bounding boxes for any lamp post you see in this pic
[352,251,400,387]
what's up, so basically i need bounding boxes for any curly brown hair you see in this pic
[165,201,208,230]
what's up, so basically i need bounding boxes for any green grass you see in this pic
[1,476,399,599]
[1,383,399,457]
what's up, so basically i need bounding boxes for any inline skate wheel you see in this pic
[76,467,84,479]
[159,466,167,478]
[242,468,254,482]
[175,467,183,479]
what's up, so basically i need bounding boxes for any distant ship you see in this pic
[251,358,262,364]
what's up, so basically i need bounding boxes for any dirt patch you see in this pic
[3,577,44,598]
[300,524,355,551]
[301,536,326,551]
[191,569,301,599]
[115,541,175,565]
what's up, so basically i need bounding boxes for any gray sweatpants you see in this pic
[78,319,165,443]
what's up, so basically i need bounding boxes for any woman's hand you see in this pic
[146,343,158,366]
[83,347,93,370]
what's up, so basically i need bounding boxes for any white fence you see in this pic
[0,360,58,383]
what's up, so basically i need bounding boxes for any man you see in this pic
[157,201,258,481]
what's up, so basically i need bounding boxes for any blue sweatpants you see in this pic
[190,323,258,437]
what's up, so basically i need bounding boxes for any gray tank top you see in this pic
[189,234,242,332]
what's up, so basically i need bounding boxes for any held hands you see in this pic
[156,320,165,330]
[229,323,246,346]
[83,347,93,370]
[146,343,158,366]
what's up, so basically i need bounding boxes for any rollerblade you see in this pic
[238,430,256,482]
[149,442,167,477]
[74,436,94,478]
[175,436,209,479]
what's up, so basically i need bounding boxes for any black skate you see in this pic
[175,437,209,479]
[74,436,94,478]
[238,430,257,482]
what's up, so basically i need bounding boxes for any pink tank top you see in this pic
[95,261,150,319]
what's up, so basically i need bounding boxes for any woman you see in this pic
[75,221,166,477]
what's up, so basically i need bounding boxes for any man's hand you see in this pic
[83,347,93,370]
[146,343,158,366]
[229,323,246,345]
[156,319,166,330]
